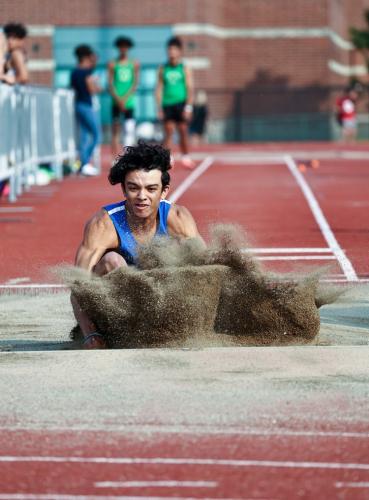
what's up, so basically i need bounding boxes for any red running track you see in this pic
[1,429,369,499]
[1,144,368,283]
[1,143,369,498]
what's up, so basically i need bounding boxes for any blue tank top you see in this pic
[104,199,172,265]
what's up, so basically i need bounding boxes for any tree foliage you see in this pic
[350,9,369,49]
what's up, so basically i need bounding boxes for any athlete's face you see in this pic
[168,45,181,64]
[89,53,97,68]
[123,169,169,219]
[7,36,25,50]
[118,46,129,58]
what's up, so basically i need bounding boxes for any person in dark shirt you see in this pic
[71,45,101,176]
[190,90,208,145]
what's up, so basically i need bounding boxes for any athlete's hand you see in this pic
[118,99,126,112]
[183,109,192,122]
[157,108,164,121]
[1,73,15,85]
[183,104,193,122]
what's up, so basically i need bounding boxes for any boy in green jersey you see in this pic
[156,37,194,168]
[108,36,140,154]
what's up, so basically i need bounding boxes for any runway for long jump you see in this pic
[0,143,369,499]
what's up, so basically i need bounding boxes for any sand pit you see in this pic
[63,225,348,348]
[1,227,368,351]
[1,286,368,351]
[71,264,225,348]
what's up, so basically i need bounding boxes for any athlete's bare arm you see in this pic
[122,60,140,105]
[184,66,194,106]
[107,60,121,105]
[167,204,205,245]
[11,49,28,84]
[85,73,101,95]
[0,33,6,80]
[75,210,119,271]
[72,211,119,349]
[156,66,163,119]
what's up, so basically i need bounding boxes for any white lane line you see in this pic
[250,248,333,254]
[335,482,369,488]
[1,456,369,470]
[0,496,243,500]
[284,155,358,281]
[322,278,369,283]
[258,256,336,261]
[1,277,369,289]
[1,425,369,439]
[0,284,66,289]
[0,207,33,213]
[95,481,217,488]
[190,150,369,161]
[169,156,214,203]
[3,277,31,285]
[218,157,284,164]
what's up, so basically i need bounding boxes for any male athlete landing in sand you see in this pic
[72,141,202,349]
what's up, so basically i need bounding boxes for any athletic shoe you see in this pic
[83,332,107,350]
[71,159,81,173]
[80,163,99,176]
[167,154,175,168]
[2,183,10,197]
[181,155,195,169]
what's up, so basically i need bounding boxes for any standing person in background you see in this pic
[0,22,28,84]
[108,36,139,155]
[336,86,358,143]
[156,37,194,169]
[71,45,101,176]
[190,90,209,146]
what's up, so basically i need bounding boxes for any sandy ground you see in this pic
[0,344,368,433]
[0,288,368,433]
[0,286,368,351]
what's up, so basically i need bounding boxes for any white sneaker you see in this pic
[181,155,195,169]
[80,163,99,176]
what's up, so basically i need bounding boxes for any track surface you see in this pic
[1,143,369,499]
[1,143,368,284]
[1,347,369,499]
[1,429,369,499]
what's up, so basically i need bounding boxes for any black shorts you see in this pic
[112,104,134,123]
[163,102,186,123]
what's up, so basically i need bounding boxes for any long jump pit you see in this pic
[0,226,368,499]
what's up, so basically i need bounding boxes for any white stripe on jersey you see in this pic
[107,205,125,215]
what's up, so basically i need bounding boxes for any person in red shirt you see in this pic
[336,87,358,142]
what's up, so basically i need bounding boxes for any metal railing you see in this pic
[0,83,77,202]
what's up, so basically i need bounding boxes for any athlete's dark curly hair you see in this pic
[109,141,171,189]
[74,44,94,61]
[167,36,183,49]
[115,36,134,48]
[3,23,27,39]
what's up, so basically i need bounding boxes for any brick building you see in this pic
[2,0,369,140]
